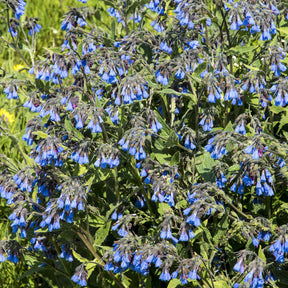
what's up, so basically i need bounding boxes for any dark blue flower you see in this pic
[28,23,41,36]
[60,245,73,262]
[8,25,18,37]
[7,252,18,263]
[14,0,26,19]
[199,115,213,132]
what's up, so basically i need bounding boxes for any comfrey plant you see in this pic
[1,0,288,287]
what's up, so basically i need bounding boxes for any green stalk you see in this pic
[51,237,76,287]
[75,229,124,288]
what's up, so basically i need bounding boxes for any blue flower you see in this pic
[207,86,222,103]
[184,136,196,150]
[28,23,41,36]
[147,0,164,14]
[224,88,239,105]
[7,253,18,263]
[233,258,245,274]
[14,0,26,19]
[259,29,272,41]
[0,252,5,262]
[105,107,119,124]
[71,273,87,287]
[252,238,259,247]
[175,4,194,29]
[107,7,124,24]
[188,269,198,280]
[71,151,89,164]
[229,15,243,30]
[8,26,17,37]
[135,196,145,208]
[155,70,169,85]
[4,85,18,100]
[187,41,199,49]
[130,13,142,23]
[151,21,165,33]
[206,18,212,26]
[271,61,287,77]
[105,261,114,271]
[87,118,103,133]
[235,121,246,135]
[160,41,172,54]
[199,115,213,132]
[159,270,171,281]
[216,173,227,189]
[22,128,34,145]
[60,245,74,262]
[175,68,185,79]
[186,212,201,227]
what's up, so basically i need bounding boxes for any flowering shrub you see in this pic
[1,0,288,287]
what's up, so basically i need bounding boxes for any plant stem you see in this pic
[266,197,271,219]
[200,257,215,288]
[128,160,156,217]
[51,237,76,287]
[75,229,124,288]
[113,167,120,202]
[6,9,30,67]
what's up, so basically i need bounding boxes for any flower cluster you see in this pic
[4,84,18,100]
[33,137,64,167]
[71,264,88,286]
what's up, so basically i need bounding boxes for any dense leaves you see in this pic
[1,0,288,287]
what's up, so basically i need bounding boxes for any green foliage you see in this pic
[1,0,288,288]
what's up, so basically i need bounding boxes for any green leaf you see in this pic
[18,263,48,280]
[214,215,229,244]
[244,64,259,71]
[85,175,95,187]
[32,131,48,139]
[193,61,207,77]
[65,118,84,139]
[277,27,288,36]
[196,152,215,182]
[270,104,287,114]
[73,250,89,264]
[171,151,180,165]
[167,279,181,288]
[159,88,196,103]
[158,202,173,215]
[224,121,233,132]
[43,47,64,54]
[140,44,153,63]
[258,245,266,264]
[86,262,97,279]
[213,280,230,288]
[283,131,288,141]
[35,79,45,91]
[278,112,288,132]
[155,111,172,137]
[229,45,257,55]
[152,152,171,164]
[165,131,179,148]
[110,19,116,40]
[78,165,87,176]
[94,221,111,246]
[77,39,84,56]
